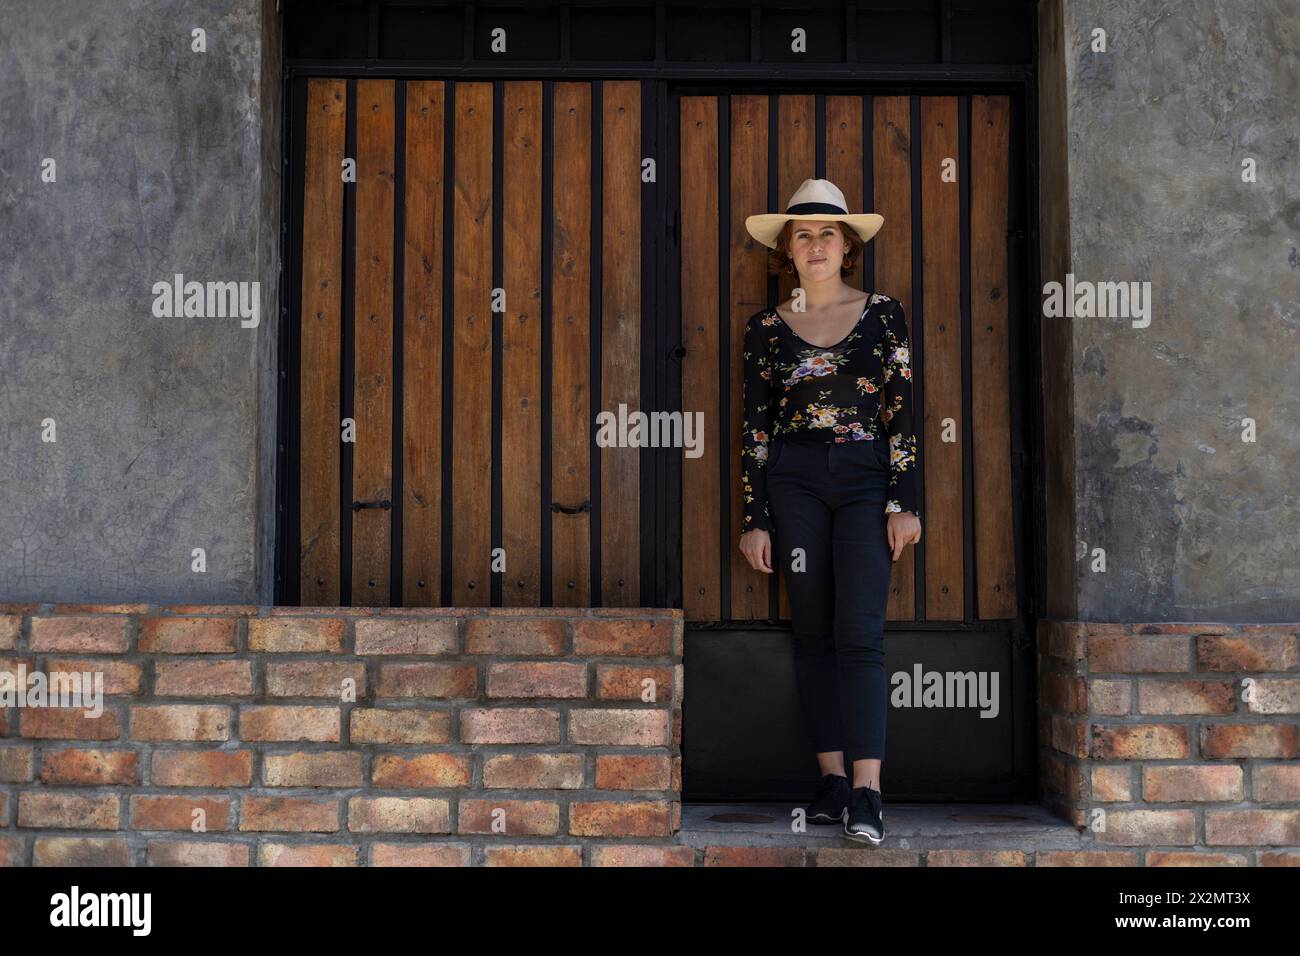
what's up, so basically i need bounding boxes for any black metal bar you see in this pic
[664,86,683,610]
[639,78,658,607]
[491,79,504,606]
[286,63,1035,82]
[341,79,358,606]
[392,79,407,606]
[940,0,952,64]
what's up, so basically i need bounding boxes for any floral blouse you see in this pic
[740,292,920,533]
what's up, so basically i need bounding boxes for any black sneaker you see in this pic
[805,773,851,825]
[844,786,884,844]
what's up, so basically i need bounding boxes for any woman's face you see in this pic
[785,219,847,280]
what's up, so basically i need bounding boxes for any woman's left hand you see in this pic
[886,512,921,563]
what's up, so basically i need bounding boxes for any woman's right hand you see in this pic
[738,529,773,574]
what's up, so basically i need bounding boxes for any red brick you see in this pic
[1036,850,1139,866]
[247,618,345,653]
[42,658,141,696]
[154,660,253,697]
[1091,765,1133,802]
[1137,680,1235,714]
[378,662,477,698]
[814,848,921,867]
[483,845,582,866]
[371,753,471,788]
[1146,850,1247,866]
[0,835,24,866]
[259,843,359,866]
[926,850,1028,866]
[594,754,672,790]
[573,618,674,656]
[51,603,149,615]
[0,615,19,650]
[355,618,458,655]
[1247,679,1300,714]
[702,846,805,866]
[1142,765,1242,802]
[240,797,339,832]
[594,664,677,702]
[1197,634,1298,672]
[1042,672,1087,713]
[463,618,566,656]
[349,708,451,744]
[1088,634,1189,673]
[1090,723,1190,759]
[371,844,471,866]
[39,748,138,785]
[138,617,237,654]
[33,837,130,866]
[591,845,696,867]
[239,705,340,742]
[1200,723,1299,758]
[1089,679,1131,715]
[265,661,366,698]
[568,708,669,746]
[152,750,253,787]
[131,705,230,741]
[481,753,582,789]
[1042,621,1086,663]
[29,616,128,653]
[131,795,231,831]
[569,800,672,837]
[348,797,450,833]
[485,661,586,698]
[1205,810,1300,846]
[263,751,364,788]
[460,707,561,744]
[160,605,257,616]
[147,841,249,866]
[1050,716,1088,756]
[19,707,120,740]
[457,799,559,835]
[1258,850,1300,866]
[1093,809,1196,846]
[18,791,119,829]
[1254,765,1300,802]
[0,746,35,782]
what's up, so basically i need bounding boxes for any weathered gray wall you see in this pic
[0,0,281,603]
[1062,0,1300,621]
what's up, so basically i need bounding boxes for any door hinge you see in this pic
[351,498,392,511]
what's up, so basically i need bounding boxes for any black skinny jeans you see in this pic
[766,435,893,764]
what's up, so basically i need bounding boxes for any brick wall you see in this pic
[1038,620,1300,865]
[0,604,686,866]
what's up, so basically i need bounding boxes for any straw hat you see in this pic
[744,178,884,249]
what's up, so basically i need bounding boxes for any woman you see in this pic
[738,178,922,845]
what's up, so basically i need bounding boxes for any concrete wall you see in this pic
[1060,0,1300,620]
[0,0,281,604]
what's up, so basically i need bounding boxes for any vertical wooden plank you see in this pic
[920,96,964,621]
[600,80,641,607]
[728,94,769,621]
[352,79,395,607]
[775,93,814,621]
[680,95,721,621]
[825,95,865,295]
[873,96,917,620]
[299,78,346,607]
[502,82,544,607]
[971,95,1018,620]
[452,82,494,606]
[401,81,444,607]
[551,82,592,606]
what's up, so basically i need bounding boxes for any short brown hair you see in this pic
[766,220,863,278]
